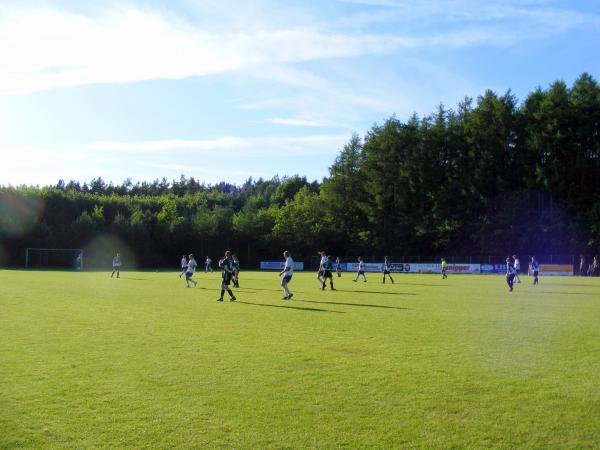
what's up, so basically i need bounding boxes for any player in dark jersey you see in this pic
[232,254,240,288]
[382,256,394,284]
[530,256,540,285]
[506,257,517,292]
[321,255,336,290]
[335,257,342,277]
[217,251,237,302]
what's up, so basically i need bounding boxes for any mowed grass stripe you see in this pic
[1,270,599,448]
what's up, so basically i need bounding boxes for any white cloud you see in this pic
[0,1,589,95]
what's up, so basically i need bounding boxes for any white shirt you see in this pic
[188,258,197,272]
[507,263,516,275]
[113,256,121,267]
[514,258,520,270]
[320,255,327,268]
[181,257,187,268]
[284,256,294,275]
[358,260,364,271]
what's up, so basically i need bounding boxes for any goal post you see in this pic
[25,248,84,270]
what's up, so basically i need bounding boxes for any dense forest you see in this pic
[1,73,599,268]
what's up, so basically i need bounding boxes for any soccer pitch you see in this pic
[1,270,599,448]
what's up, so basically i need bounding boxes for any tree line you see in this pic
[1,73,599,268]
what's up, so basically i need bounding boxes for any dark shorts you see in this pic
[323,270,332,278]
[317,269,324,276]
[185,271,194,279]
[282,274,292,284]
[222,272,232,285]
[533,270,539,276]
[357,270,364,275]
[383,269,391,275]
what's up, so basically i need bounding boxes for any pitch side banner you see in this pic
[480,264,507,274]
[260,261,304,271]
[539,264,573,276]
[407,263,481,274]
[342,262,382,272]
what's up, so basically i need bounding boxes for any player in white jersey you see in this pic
[513,255,521,283]
[111,253,121,278]
[316,251,327,285]
[279,250,294,300]
[353,256,367,282]
[205,256,213,273]
[179,254,188,278]
[185,254,198,287]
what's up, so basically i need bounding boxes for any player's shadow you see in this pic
[537,291,600,296]
[240,288,305,294]
[398,282,447,287]
[299,299,410,310]
[237,300,344,314]
[334,289,416,296]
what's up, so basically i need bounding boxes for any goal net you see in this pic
[25,248,83,270]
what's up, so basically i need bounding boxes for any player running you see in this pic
[513,255,521,283]
[316,251,327,286]
[353,256,367,282]
[441,258,448,279]
[506,257,517,292]
[179,254,188,278]
[232,254,240,288]
[321,255,336,290]
[279,250,294,300]
[111,253,121,278]
[185,254,198,288]
[217,251,236,302]
[335,257,342,277]
[382,256,394,284]
[530,256,540,285]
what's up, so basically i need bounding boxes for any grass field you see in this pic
[1,269,599,449]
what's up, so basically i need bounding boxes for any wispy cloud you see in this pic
[0,1,590,94]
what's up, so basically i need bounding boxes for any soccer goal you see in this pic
[25,248,84,270]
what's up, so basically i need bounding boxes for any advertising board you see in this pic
[539,264,573,276]
[260,261,304,271]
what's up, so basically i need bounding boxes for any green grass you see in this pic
[1,269,599,449]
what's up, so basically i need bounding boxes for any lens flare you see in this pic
[83,234,139,270]
[0,191,43,238]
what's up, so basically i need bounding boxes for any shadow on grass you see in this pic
[334,289,416,296]
[237,300,344,313]
[537,291,600,296]
[239,287,305,294]
[299,299,410,310]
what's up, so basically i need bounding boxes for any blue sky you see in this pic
[0,0,599,186]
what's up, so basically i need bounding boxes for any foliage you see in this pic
[1,74,599,266]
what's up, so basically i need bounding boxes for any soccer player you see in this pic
[185,254,198,288]
[217,251,236,302]
[335,257,342,277]
[111,253,121,278]
[382,256,394,284]
[530,256,540,285]
[321,255,336,290]
[353,257,367,282]
[232,254,240,288]
[441,258,447,279]
[179,254,188,278]
[506,257,517,292]
[279,250,294,300]
[513,255,521,283]
[316,251,327,286]
[205,256,213,273]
